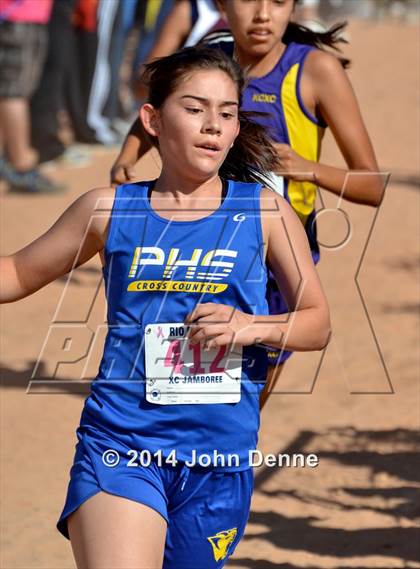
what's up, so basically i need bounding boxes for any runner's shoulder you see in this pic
[75,186,116,239]
[304,48,345,81]
[260,186,289,210]
[260,186,299,226]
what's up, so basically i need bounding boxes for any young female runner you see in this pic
[1,47,330,568]
[111,0,383,407]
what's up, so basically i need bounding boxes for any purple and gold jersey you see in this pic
[243,41,326,251]
[206,35,326,262]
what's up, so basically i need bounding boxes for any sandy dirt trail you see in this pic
[1,19,419,569]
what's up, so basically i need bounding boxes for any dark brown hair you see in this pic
[142,46,280,185]
[202,7,350,69]
[283,20,350,68]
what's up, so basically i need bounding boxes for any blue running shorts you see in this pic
[57,429,253,568]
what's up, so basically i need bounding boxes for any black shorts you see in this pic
[0,21,47,98]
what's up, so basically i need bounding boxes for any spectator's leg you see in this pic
[0,98,37,170]
[0,22,66,193]
[30,0,76,163]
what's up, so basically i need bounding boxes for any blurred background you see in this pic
[1,1,419,568]
[0,0,418,194]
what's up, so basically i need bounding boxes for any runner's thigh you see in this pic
[68,491,167,568]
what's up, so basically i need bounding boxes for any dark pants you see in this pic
[30,0,103,161]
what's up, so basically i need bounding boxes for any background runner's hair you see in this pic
[142,46,280,185]
[292,0,350,67]
[283,21,350,68]
[201,17,350,69]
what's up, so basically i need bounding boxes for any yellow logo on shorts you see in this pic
[207,527,238,561]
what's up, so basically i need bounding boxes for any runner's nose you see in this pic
[202,111,221,135]
[254,0,271,22]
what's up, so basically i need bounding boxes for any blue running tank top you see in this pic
[80,179,269,471]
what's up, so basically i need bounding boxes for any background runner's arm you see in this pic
[311,52,383,205]
[132,0,192,100]
[110,119,152,185]
[111,1,192,185]
[0,188,111,303]
[275,51,384,207]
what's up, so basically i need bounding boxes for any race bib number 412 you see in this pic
[144,323,242,405]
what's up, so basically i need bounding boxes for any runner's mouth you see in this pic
[195,143,222,154]
[248,28,272,39]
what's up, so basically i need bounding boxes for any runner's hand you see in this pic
[110,163,137,186]
[185,303,256,349]
[273,143,316,182]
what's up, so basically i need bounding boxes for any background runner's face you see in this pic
[155,69,240,181]
[222,0,294,59]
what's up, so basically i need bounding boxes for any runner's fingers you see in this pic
[110,165,129,185]
[196,312,229,324]
[185,303,218,323]
[126,166,137,180]
[205,333,233,350]
[192,306,235,325]
[189,325,225,344]
[188,326,204,343]
[273,143,290,156]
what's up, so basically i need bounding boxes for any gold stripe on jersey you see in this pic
[280,62,325,224]
[145,0,163,32]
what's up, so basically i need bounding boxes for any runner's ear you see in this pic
[140,104,160,138]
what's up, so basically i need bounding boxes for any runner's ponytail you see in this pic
[283,20,350,68]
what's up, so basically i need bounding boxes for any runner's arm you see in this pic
[132,0,192,100]
[0,188,113,303]
[275,51,384,207]
[186,189,330,351]
[307,51,384,206]
[111,1,193,185]
[256,188,331,351]
[110,119,152,185]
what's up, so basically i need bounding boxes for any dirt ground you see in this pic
[1,19,419,569]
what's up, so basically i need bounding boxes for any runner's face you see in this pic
[155,70,240,180]
[222,0,294,58]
